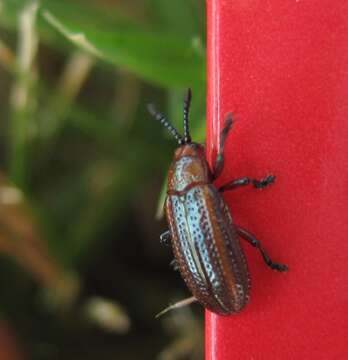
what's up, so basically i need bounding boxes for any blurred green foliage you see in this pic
[0,0,205,359]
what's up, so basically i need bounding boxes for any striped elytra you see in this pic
[165,144,250,315]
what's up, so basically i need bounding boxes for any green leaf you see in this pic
[1,0,205,87]
[39,2,205,88]
[149,0,205,40]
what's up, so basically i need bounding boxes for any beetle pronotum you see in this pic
[148,89,288,316]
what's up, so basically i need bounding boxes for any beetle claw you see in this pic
[271,263,289,272]
[252,174,276,189]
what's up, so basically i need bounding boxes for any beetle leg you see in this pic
[170,259,179,271]
[160,230,171,246]
[236,227,288,272]
[219,175,275,192]
[213,114,234,179]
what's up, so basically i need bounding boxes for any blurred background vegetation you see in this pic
[0,0,206,359]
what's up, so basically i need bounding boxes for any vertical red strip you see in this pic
[206,1,348,359]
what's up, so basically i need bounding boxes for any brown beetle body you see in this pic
[166,144,250,315]
[148,89,287,316]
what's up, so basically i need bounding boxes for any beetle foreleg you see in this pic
[236,227,288,272]
[219,175,275,192]
[160,230,171,246]
[213,114,234,179]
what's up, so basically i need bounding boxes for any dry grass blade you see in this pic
[0,173,79,307]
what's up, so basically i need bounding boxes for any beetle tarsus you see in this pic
[260,250,288,272]
[160,230,171,246]
[252,175,276,189]
[268,262,288,272]
[219,175,276,192]
[236,226,288,273]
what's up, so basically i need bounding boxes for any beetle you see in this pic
[148,89,288,316]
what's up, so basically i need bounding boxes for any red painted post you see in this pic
[206,1,348,359]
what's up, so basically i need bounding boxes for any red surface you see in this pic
[206,1,348,359]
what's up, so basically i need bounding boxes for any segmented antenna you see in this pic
[183,88,192,143]
[147,104,183,144]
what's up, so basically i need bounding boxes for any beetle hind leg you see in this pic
[236,226,288,272]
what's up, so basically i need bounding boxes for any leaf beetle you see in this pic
[148,89,288,316]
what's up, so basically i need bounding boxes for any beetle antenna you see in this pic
[147,104,183,145]
[183,88,192,143]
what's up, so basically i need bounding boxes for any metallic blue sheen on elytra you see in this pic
[165,144,250,315]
